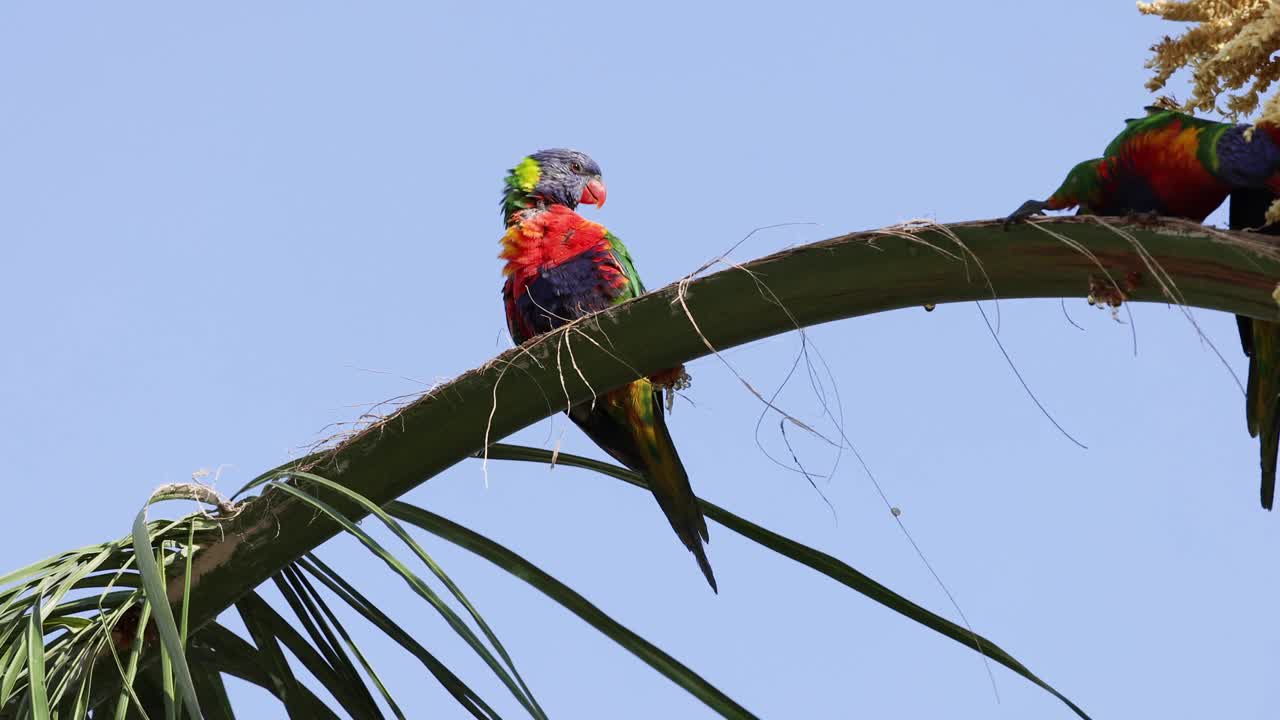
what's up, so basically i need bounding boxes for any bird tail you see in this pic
[569,380,716,591]
[639,394,716,592]
[1240,316,1279,510]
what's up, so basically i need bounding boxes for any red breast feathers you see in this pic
[500,205,624,301]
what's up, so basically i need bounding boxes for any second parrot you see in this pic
[1007,107,1280,510]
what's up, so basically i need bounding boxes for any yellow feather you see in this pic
[513,157,541,192]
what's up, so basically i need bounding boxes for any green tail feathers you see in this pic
[568,380,716,591]
[1240,316,1280,510]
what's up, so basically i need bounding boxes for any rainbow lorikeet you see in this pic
[498,149,715,590]
[1006,107,1280,510]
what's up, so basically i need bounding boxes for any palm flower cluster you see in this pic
[1141,0,1280,121]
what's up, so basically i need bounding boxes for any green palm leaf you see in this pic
[479,443,1089,718]
[1,219,1275,718]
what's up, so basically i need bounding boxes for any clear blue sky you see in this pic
[2,2,1276,718]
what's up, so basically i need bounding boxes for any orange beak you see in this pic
[580,176,607,208]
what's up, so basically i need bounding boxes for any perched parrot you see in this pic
[498,148,716,590]
[1006,107,1280,510]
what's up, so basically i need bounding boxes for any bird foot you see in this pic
[1003,200,1050,230]
[650,366,691,412]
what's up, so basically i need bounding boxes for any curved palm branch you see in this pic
[0,217,1275,718]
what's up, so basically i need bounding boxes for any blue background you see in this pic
[1,3,1275,717]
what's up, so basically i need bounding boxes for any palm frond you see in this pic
[384,501,760,719]
[1,219,1275,717]
[479,443,1090,718]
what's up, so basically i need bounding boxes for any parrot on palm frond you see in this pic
[1006,107,1280,510]
[498,148,715,590]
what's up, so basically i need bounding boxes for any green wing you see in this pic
[605,231,646,300]
[577,231,716,589]
[1104,109,1232,171]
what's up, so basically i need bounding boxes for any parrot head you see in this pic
[502,148,606,220]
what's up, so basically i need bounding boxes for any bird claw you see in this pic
[650,366,692,413]
[1002,200,1050,230]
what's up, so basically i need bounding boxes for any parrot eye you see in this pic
[569,161,583,173]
